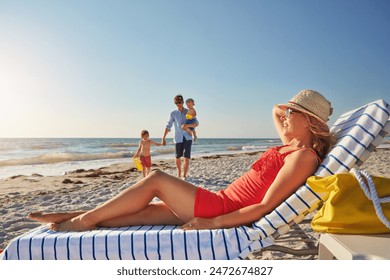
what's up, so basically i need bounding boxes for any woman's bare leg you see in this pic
[28,211,85,224]
[29,203,182,227]
[98,202,183,227]
[50,170,198,231]
[28,203,181,227]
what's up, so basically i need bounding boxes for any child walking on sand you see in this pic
[182,98,198,142]
[133,130,163,177]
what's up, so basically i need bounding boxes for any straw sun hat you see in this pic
[277,89,333,123]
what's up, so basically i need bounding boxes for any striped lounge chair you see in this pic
[1,99,389,260]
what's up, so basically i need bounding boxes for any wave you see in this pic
[226,145,268,152]
[0,147,178,167]
[104,143,139,148]
[266,139,280,143]
[0,141,68,152]
[0,151,134,167]
[28,144,68,150]
[242,145,268,151]
[152,148,176,155]
[227,146,241,151]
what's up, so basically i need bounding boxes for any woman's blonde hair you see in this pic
[305,114,336,160]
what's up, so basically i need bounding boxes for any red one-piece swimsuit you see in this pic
[194,145,318,218]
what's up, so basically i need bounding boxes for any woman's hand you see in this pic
[181,217,221,230]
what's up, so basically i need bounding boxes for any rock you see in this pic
[74,169,86,173]
[62,178,73,184]
[85,173,100,178]
[9,175,24,180]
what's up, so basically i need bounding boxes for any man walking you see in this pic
[162,95,198,179]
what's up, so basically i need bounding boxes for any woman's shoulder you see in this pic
[285,147,321,165]
[299,148,321,164]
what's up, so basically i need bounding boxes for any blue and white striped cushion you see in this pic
[1,225,266,260]
[318,100,390,175]
[1,100,389,260]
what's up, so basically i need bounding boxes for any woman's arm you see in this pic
[183,149,318,229]
[273,105,290,145]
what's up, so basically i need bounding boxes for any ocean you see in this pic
[0,138,282,179]
[1,136,389,180]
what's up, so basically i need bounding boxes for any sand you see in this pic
[1,149,389,259]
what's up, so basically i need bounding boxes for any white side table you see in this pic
[319,233,390,260]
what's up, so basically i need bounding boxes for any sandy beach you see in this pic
[1,149,389,260]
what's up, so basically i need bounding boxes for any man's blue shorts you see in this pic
[175,137,192,159]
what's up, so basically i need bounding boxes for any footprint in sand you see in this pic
[40,194,53,201]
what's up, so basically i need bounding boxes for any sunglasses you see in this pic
[175,101,183,105]
[285,108,299,119]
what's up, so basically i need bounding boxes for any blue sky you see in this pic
[1,0,389,138]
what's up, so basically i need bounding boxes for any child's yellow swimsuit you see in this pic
[185,114,196,131]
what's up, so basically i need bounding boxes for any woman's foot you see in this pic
[50,215,95,232]
[28,211,85,224]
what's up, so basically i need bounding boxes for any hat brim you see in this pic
[276,103,328,123]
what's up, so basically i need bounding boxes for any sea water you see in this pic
[0,138,282,179]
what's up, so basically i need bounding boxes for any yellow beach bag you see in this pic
[309,169,390,234]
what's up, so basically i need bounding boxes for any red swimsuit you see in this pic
[194,145,319,218]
